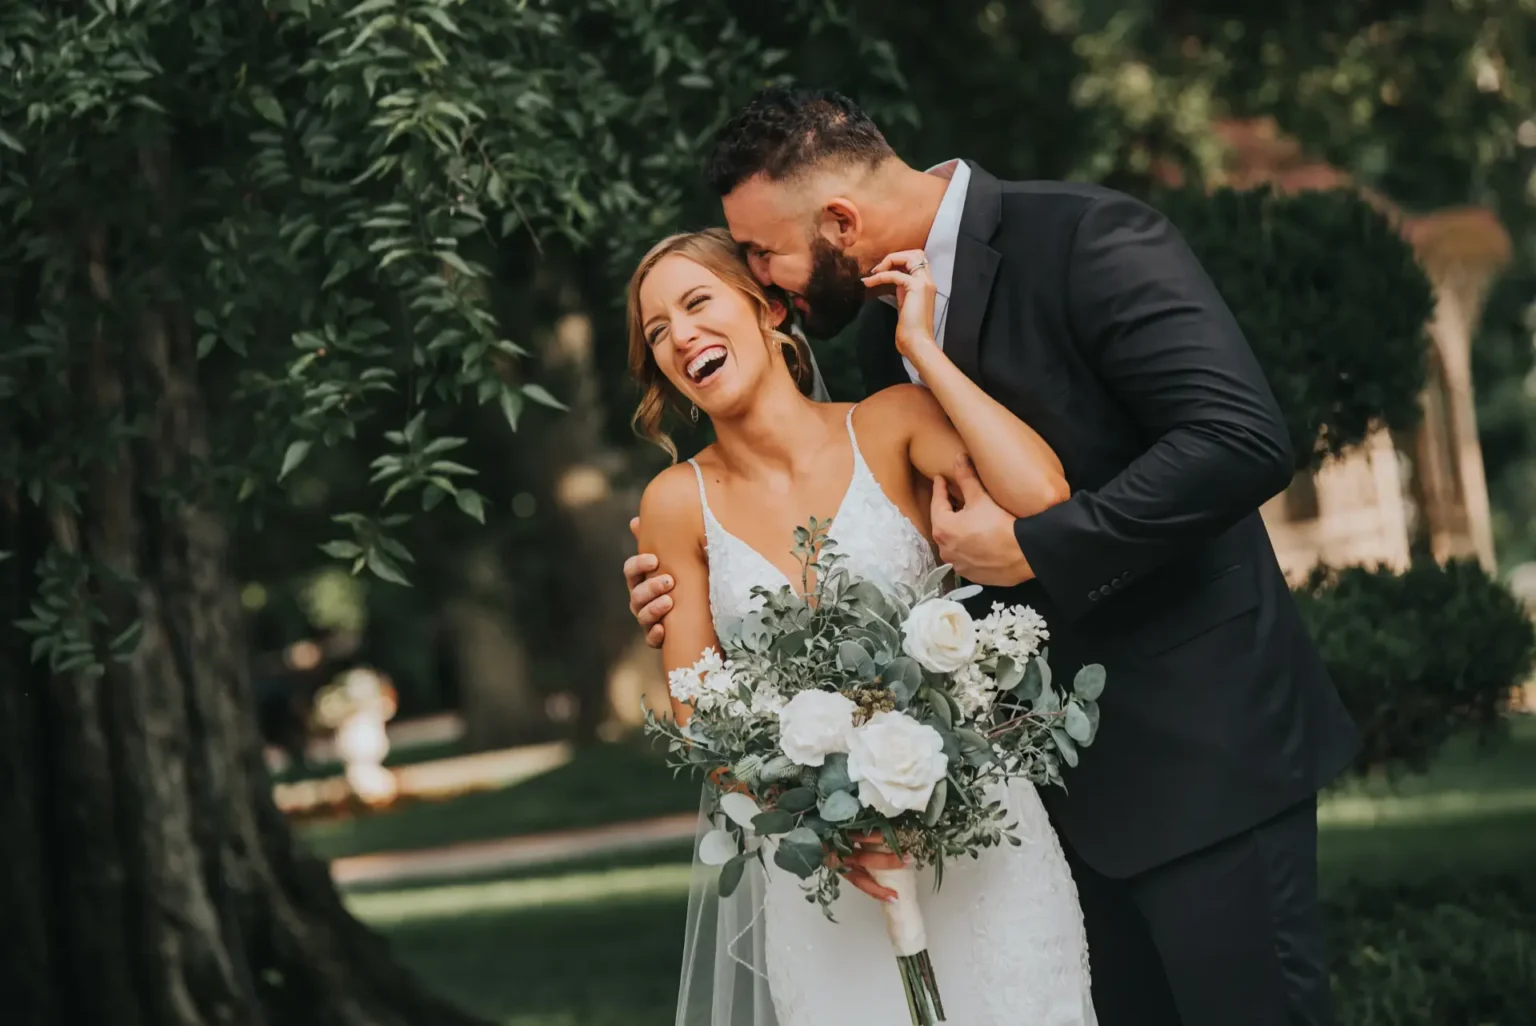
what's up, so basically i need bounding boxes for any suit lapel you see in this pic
[945,162,1003,382]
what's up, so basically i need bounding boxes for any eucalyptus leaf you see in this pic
[773,828,824,879]
[1073,663,1106,702]
[816,755,853,797]
[922,778,947,826]
[994,655,1024,691]
[817,790,860,823]
[886,656,923,705]
[1063,701,1094,744]
[751,810,797,835]
[718,853,748,897]
[1051,727,1080,768]
[1014,657,1043,702]
[720,792,761,828]
[699,829,738,866]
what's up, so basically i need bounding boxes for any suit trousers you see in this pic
[1061,797,1334,1026]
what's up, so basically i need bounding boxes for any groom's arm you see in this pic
[1011,191,1294,622]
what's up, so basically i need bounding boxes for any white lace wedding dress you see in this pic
[679,407,1098,1026]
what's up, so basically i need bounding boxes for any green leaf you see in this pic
[1063,701,1094,744]
[279,440,312,481]
[1051,727,1080,768]
[922,778,947,826]
[0,128,25,154]
[109,620,145,658]
[772,827,823,879]
[777,786,818,813]
[499,388,524,431]
[454,489,486,523]
[751,810,796,835]
[320,540,364,559]
[816,753,853,796]
[836,639,872,675]
[1073,664,1106,702]
[522,383,568,411]
[251,90,286,127]
[366,548,411,586]
[994,655,1024,691]
[885,656,923,705]
[718,853,748,897]
[1014,657,1043,702]
[817,790,860,823]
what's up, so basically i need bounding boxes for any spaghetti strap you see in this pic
[686,458,713,519]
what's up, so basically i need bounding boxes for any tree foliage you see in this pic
[1157,184,1435,470]
[0,0,902,675]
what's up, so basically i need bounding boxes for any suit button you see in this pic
[1088,590,1100,602]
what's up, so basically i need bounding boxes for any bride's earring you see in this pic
[690,403,699,424]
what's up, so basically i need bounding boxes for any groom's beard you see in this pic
[799,236,868,340]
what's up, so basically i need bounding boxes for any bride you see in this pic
[628,227,1098,1026]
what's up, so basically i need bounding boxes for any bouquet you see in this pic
[644,520,1106,1025]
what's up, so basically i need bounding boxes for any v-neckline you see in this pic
[695,411,863,591]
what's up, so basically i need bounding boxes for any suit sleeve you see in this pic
[1011,192,1295,622]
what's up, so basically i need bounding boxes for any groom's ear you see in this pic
[765,293,790,328]
[820,197,864,248]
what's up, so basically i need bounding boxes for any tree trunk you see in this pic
[0,242,486,1026]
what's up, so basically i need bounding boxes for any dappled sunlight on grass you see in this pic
[347,863,693,926]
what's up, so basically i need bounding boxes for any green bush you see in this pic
[1157,185,1435,472]
[1293,560,1536,772]
[1329,876,1536,1026]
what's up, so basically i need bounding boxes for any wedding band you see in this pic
[910,260,927,272]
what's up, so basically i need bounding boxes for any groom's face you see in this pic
[723,177,870,340]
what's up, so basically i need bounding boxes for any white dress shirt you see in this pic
[878,158,972,385]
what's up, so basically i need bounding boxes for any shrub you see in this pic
[1293,559,1536,772]
[1156,185,1435,471]
[1329,875,1536,1026]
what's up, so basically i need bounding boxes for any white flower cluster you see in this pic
[975,601,1049,663]
[900,596,1050,721]
[777,689,948,817]
[669,647,785,719]
[950,662,999,719]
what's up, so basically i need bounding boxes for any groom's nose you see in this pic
[746,253,772,286]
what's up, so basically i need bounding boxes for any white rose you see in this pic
[846,711,949,817]
[901,598,978,674]
[776,690,857,767]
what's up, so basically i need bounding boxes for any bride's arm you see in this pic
[901,345,1069,519]
[637,464,720,725]
[863,252,1067,519]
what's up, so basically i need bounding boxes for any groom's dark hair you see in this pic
[707,87,894,195]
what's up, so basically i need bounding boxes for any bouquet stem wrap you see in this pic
[869,866,945,1024]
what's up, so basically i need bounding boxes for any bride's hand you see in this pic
[827,830,907,903]
[862,250,937,359]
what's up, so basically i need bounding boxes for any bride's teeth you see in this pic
[687,347,726,380]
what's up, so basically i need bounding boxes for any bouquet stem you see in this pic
[869,865,945,1024]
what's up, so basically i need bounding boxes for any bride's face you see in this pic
[638,254,776,417]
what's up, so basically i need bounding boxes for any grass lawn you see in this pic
[297,741,698,862]
[343,719,1536,1026]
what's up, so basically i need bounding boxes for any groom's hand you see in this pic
[931,455,1035,588]
[626,516,672,648]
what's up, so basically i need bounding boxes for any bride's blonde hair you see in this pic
[626,228,815,460]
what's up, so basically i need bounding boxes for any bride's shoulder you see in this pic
[641,460,703,517]
[858,383,944,428]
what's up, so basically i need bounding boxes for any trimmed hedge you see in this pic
[1294,559,1536,772]
[1158,185,1435,471]
[1330,875,1536,1026]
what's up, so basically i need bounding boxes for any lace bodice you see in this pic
[688,407,936,627]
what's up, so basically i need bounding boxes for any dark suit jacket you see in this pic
[847,164,1360,879]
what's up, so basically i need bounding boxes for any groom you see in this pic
[625,88,1359,1026]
